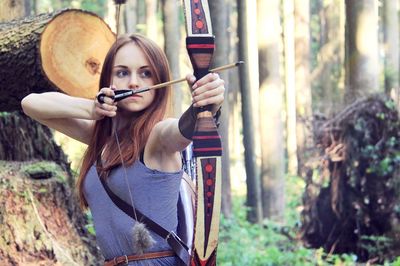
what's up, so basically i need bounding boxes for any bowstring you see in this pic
[111,1,139,224]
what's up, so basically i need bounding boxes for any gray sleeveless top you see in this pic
[83,160,182,265]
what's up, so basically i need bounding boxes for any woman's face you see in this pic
[112,42,156,114]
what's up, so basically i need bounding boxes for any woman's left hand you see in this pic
[186,73,225,115]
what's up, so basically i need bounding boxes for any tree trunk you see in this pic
[125,0,137,34]
[311,0,345,114]
[162,0,182,117]
[344,0,379,104]
[227,3,242,195]
[210,0,232,218]
[382,0,399,95]
[146,0,158,40]
[136,0,146,35]
[295,0,313,175]
[237,0,262,224]
[0,9,115,111]
[0,112,68,166]
[24,0,33,16]
[258,0,285,222]
[283,0,298,176]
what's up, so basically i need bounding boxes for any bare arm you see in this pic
[145,73,225,171]
[21,90,117,144]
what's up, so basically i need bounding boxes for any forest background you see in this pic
[0,0,400,265]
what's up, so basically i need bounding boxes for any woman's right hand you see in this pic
[93,87,118,119]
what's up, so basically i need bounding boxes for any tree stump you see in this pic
[0,160,102,265]
[301,95,400,262]
[0,9,115,111]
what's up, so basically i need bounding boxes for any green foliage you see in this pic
[217,196,360,266]
[84,211,96,236]
[219,169,400,265]
[393,257,400,266]
[360,235,393,261]
[80,0,107,17]
[21,161,66,182]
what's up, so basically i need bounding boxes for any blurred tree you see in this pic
[237,0,262,223]
[210,0,233,218]
[257,0,285,222]
[146,0,158,40]
[24,0,33,16]
[382,0,399,96]
[311,0,345,114]
[295,0,313,174]
[124,0,137,34]
[283,0,298,176]
[0,0,26,20]
[162,0,182,117]
[136,0,146,35]
[344,0,379,104]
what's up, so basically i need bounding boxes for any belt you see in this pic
[104,250,175,266]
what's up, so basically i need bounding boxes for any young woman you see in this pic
[21,34,225,265]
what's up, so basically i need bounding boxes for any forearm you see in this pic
[21,92,94,120]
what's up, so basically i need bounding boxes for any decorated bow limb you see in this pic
[182,1,222,265]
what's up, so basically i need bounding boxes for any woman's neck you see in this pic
[113,111,140,131]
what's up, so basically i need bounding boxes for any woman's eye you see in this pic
[139,69,153,79]
[115,70,129,78]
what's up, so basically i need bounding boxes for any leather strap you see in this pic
[104,250,175,266]
[99,176,191,265]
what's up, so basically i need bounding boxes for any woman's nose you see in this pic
[128,74,139,89]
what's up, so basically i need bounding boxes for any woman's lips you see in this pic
[124,94,142,101]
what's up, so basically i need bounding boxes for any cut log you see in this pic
[0,9,115,112]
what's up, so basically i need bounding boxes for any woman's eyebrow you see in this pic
[113,65,128,69]
[113,65,150,69]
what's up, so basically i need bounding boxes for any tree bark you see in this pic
[210,0,232,218]
[258,0,285,222]
[0,112,69,165]
[162,0,182,117]
[237,0,262,224]
[0,9,115,111]
[344,0,379,104]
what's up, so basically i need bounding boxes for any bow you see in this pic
[181,1,222,265]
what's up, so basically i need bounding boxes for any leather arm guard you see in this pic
[178,105,222,140]
[178,105,197,140]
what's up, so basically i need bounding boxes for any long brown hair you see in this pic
[77,34,172,208]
